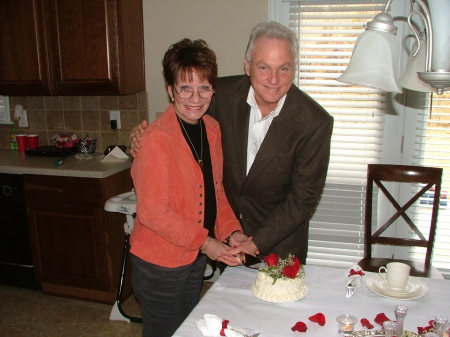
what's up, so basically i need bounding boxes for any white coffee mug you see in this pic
[378,262,411,290]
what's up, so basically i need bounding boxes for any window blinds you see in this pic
[288,1,387,267]
[410,92,450,276]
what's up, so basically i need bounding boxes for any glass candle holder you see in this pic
[336,314,357,335]
[383,320,397,337]
[395,305,408,337]
[433,315,448,337]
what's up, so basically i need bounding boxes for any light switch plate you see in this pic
[18,110,28,127]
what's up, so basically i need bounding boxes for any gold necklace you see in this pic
[178,116,203,168]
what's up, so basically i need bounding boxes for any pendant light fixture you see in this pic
[337,0,450,95]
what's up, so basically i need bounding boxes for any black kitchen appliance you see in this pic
[0,173,40,289]
[25,145,77,157]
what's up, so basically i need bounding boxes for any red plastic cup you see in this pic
[16,134,27,151]
[27,134,39,149]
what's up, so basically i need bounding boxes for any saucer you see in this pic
[366,276,428,300]
[374,276,420,295]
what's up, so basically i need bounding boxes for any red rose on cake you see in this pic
[264,253,280,267]
[281,256,300,279]
[262,253,303,283]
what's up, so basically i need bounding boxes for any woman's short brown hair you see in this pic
[163,39,218,88]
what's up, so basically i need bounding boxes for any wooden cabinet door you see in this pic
[24,171,133,303]
[46,0,145,95]
[28,203,110,291]
[0,0,52,95]
[0,0,144,96]
[24,174,108,291]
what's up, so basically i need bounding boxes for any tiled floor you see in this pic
[0,282,213,337]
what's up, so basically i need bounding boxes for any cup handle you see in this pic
[378,266,387,283]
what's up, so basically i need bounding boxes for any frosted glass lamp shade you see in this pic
[428,0,450,72]
[337,30,402,93]
[398,40,436,93]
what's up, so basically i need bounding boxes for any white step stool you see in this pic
[104,191,142,323]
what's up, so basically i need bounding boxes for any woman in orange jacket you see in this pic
[130,39,252,337]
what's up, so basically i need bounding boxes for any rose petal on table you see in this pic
[374,313,390,326]
[360,318,374,329]
[417,325,433,334]
[291,321,308,332]
[348,269,365,277]
[308,313,326,326]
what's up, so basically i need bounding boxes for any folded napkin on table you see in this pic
[196,314,256,337]
[348,264,365,277]
[345,264,365,298]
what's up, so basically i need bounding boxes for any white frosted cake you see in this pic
[251,254,307,303]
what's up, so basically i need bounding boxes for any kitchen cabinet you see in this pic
[24,169,133,303]
[0,0,145,96]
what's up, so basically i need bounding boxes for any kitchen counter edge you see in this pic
[0,149,132,178]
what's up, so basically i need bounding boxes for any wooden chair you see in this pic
[357,164,443,278]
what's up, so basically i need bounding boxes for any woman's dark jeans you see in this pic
[131,254,207,337]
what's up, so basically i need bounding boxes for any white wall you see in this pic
[142,0,268,121]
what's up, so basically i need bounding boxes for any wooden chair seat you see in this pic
[358,257,443,279]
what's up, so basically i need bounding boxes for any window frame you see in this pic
[0,96,11,124]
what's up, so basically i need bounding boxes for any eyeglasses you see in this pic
[173,86,215,99]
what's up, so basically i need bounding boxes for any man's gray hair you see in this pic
[245,21,299,64]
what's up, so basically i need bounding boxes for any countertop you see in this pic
[0,149,132,178]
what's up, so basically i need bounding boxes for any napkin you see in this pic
[346,264,365,293]
[101,146,129,162]
[196,314,254,337]
[347,264,365,277]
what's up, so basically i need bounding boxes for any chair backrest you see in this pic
[364,164,443,267]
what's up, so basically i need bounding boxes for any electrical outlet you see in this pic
[109,110,121,129]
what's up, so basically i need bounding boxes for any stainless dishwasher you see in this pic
[0,173,40,289]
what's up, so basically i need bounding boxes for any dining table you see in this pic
[173,264,450,337]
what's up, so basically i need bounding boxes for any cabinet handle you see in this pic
[56,188,65,193]
[2,185,12,196]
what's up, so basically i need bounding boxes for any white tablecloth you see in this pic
[174,265,450,337]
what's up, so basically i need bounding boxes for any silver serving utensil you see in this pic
[346,281,355,298]
[242,254,264,269]
[352,329,386,336]
[230,327,260,337]
[352,329,421,336]
[346,276,361,298]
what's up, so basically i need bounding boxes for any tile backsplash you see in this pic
[0,93,148,153]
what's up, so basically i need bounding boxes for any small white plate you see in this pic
[366,275,428,300]
[374,276,421,295]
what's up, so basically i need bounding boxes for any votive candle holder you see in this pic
[433,315,448,337]
[336,314,357,335]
